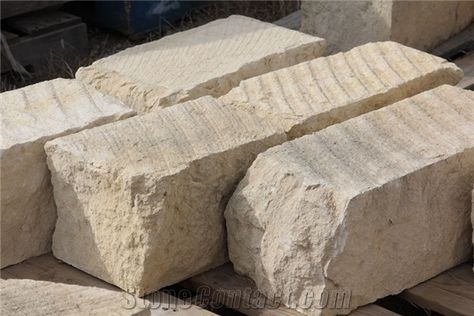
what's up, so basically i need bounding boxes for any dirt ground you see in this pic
[1,0,300,92]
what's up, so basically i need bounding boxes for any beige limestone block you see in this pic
[0,254,215,316]
[0,79,134,269]
[76,15,326,113]
[301,1,474,53]
[225,85,474,315]
[45,96,286,296]
[220,41,462,139]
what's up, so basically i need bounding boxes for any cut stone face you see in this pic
[301,0,474,53]
[76,15,326,113]
[45,96,287,296]
[225,85,474,315]
[49,41,462,295]
[0,78,134,269]
[220,41,462,139]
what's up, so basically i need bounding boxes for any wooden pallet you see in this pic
[180,263,399,316]
[1,10,88,74]
[400,263,474,316]
[1,254,215,315]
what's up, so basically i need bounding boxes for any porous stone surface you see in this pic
[301,1,474,53]
[221,41,462,139]
[225,85,474,315]
[76,15,326,113]
[0,78,134,269]
[1,254,215,316]
[472,185,474,266]
[45,96,287,296]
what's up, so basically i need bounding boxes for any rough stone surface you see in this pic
[1,254,215,315]
[76,15,326,113]
[45,96,286,296]
[0,78,134,269]
[225,85,474,315]
[220,41,462,139]
[301,1,474,53]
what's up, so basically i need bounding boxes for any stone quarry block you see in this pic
[1,254,215,316]
[48,41,461,295]
[220,41,462,139]
[0,78,134,269]
[301,1,474,53]
[45,96,287,296]
[76,15,326,113]
[225,85,474,315]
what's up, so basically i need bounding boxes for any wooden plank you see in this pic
[400,263,474,316]
[1,254,215,315]
[181,263,399,316]
[350,304,399,316]
[4,11,81,36]
[456,53,474,90]
[0,1,67,20]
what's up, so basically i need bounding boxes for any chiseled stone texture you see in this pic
[301,1,474,53]
[220,41,462,139]
[45,96,286,296]
[0,79,134,269]
[225,85,474,315]
[76,15,326,113]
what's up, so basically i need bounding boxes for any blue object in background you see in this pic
[90,1,202,36]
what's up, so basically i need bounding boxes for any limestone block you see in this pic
[1,254,215,316]
[45,96,287,296]
[225,85,474,315]
[301,1,474,53]
[76,15,326,113]
[0,78,134,269]
[220,41,462,139]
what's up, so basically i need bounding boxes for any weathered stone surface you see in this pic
[45,96,286,296]
[472,185,474,266]
[220,41,462,139]
[301,1,474,53]
[1,254,215,316]
[225,85,474,315]
[0,79,134,269]
[76,15,326,113]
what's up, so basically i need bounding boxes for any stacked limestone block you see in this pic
[225,85,474,315]
[220,42,462,139]
[45,97,287,295]
[0,79,134,268]
[301,0,474,53]
[76,15,326,113]
[46,42,462,296]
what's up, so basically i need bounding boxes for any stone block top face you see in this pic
[220,41,463,138]
[76,15,326,113]
[45,96,284,180]
[256,85,473,196]
[0,78,134,150]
